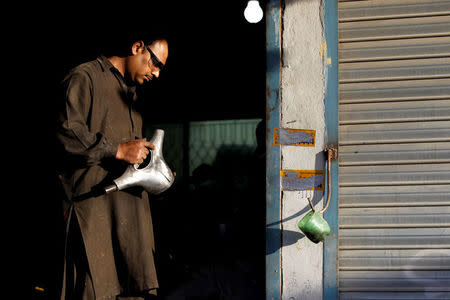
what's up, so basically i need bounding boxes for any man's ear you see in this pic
[131,40,145,55]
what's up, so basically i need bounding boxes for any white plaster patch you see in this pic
[280,0,326,299]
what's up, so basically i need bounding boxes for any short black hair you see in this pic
[99,32,169,57]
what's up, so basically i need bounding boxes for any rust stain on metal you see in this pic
[325,144,338,160]
[280,170,326,191]
[273,127,316,146]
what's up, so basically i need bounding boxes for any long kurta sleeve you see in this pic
[57,70,118,167]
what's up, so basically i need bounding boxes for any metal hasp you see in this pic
[104,129,175,195]
[324,144,338,161]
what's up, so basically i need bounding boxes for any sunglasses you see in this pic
[146,45,165,71]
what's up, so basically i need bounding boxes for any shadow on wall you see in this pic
[266,228,305,255]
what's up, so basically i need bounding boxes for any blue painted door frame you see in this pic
[265,1,339,299]
[265,1,281,299]
[323,0,339,299]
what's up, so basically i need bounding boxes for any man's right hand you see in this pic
[115,139,155,164]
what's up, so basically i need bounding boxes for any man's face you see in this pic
[126,40,168,85]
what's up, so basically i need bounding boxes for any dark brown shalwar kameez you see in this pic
[56,56,158,299]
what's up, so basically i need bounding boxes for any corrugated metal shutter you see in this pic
[337,1,450,299]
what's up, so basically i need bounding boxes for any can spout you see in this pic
[104,184,118,194]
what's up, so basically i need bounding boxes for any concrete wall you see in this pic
[281,0,326,299]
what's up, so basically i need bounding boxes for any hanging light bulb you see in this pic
[244,0,263,24]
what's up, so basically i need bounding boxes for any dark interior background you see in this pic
[50,1,266,122]
[26,1,267,298]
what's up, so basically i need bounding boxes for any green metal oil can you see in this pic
[297,210,331,243]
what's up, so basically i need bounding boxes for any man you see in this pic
[56,38,169,299]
